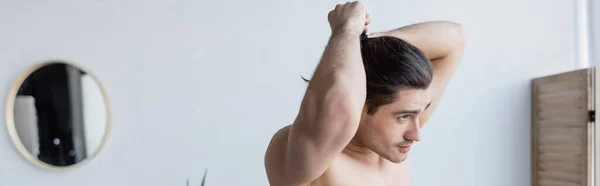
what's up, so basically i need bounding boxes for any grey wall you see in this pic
[0,0,576,186]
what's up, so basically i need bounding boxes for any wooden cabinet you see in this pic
[532,67,599,186]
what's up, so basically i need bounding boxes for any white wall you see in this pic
[0,0,575,186]
[592,0,600,66]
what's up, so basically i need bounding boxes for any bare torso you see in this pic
[265,126,412,186]
[309,155,412,186]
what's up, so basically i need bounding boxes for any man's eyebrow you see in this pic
[392,102,432,115]
[393,110,421,115]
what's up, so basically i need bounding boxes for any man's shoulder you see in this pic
[264,125,292,184]
[266,125,292,154]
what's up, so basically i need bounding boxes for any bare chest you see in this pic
[308,156,412,186]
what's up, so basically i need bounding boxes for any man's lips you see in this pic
[398,145,411,153]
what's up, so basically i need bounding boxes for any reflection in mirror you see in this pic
[7,62,109,168]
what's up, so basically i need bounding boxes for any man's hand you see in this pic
[327,1,370,35]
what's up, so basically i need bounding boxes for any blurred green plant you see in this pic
[187,169,208,186]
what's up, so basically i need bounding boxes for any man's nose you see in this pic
[404,119,422,142]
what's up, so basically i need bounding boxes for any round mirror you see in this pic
[5,61,110,169]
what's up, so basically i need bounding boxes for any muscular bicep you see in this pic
[265,84,362,186]
[264,126,293,185]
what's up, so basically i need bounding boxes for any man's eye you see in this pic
[398,115,410,121]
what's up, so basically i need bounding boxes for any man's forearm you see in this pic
[308,31,366,113]
[372,21,465,60]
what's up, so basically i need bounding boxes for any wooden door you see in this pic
[532,68,594,186]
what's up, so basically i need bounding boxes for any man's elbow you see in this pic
[438,21,465,48]
[439,21,465,59]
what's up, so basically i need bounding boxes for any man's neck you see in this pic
[343,137,385,168]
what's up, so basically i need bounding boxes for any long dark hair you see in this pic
[303,35,433,115]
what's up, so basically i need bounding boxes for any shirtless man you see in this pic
[264,1,465,186]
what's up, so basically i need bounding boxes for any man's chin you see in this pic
[386,154,408,163]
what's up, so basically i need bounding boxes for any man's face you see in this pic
[357,88,431,163]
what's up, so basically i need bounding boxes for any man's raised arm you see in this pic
[265,2,370,185]
[372,21,465,126]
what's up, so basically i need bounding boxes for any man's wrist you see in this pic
[332,23,364,36]
[332,28,362,39]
